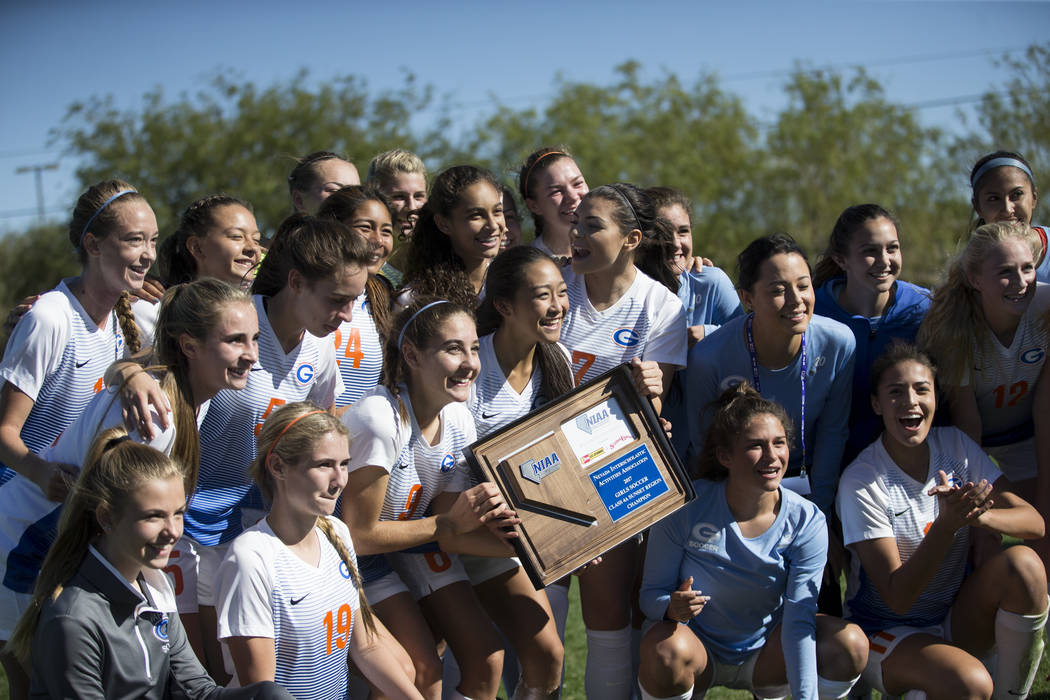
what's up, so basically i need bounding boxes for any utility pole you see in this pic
[15,162,59,225]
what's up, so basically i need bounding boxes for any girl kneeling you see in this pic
[837,345,1047,699]
[639,384,866,700]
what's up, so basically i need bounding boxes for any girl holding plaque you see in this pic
[466,246,573,698]
[557,182,687,700]
[340,297,519,700]
[639,383,867,700]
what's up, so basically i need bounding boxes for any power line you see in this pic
[0,148,62,161]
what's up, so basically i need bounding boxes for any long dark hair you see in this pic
[477,247,573,404]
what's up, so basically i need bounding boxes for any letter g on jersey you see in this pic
[612,327,641,348]
[1021,347,1045,365]
[295,363,314,385]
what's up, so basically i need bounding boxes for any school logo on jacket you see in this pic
[688,522,722,552]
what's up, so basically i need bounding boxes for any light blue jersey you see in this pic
[663,266,744,460]
[640,479,827,699]
[685,314,855,516]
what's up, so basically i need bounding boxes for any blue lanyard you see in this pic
[745,313,807,473]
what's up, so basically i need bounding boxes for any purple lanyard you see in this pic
[745,314,807,473]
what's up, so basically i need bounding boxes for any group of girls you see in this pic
[0,144,1045,700]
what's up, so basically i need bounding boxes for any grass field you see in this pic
[4,578,1050,699]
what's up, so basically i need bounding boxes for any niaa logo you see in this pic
[295,363,314,385]
[575,407,610,435]
[1021,347,1045,365]
[440,453,456,472]
[612,327,640,348]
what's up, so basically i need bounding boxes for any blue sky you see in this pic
[1,1,1047,234]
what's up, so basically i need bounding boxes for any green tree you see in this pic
[462,61,763,256]
[953,45,1050,208]
[53,70,446,236]
[0,222,78,312]
[757,66,962,285]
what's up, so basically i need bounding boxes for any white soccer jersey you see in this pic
[559,267,686,386]
[468,334,572,439]
[343,385,473,524]
[967,283,1050,445]
[216,516,360,700]
[0,280,125,488]
[333,292,384,409]
[191,295,344,546]
[837,427,1002,634]
[131,296,160,348]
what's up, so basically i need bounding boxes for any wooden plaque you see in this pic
[464,364,695,588]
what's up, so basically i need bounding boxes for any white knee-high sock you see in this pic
[446,691,473,700]
[993,604,1048,700]
[630,626,643,700]
[817,673,861,699]
[636,682,692,700]
[546,583,570,643]
[586,626,633,700]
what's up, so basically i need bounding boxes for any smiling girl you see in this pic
[0,278,258,680]
[640,383,866,700]
[7,434,291,699]
[0,180,154,696]
[340,298,518,700]
[918,223,1049,512]
[556,183,686,699]
[186,215,369,677]
[466,246,573,698]
[318,185,396,409]
[685,234,855,520]
[217,403,422,700]
[814,204,931,465]
[401,165,505,308]
[518,147,589,259]
[837,344,1047,699]
[969,151,1048,283]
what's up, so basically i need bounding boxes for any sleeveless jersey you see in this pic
[559,267,686,386]
[965,283,1049,445]
[191,295,343,546]
[332,292,383,409]
[838,427,1002,634]
[0,280,125,488]
[217,516,360,700]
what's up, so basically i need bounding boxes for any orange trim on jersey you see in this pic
[1035,226,1048,268]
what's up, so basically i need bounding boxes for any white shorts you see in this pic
[460,554,521,586]
[196,540,233,607]
[640,619,789,700]
[387,550,468,600]
[863,616,954,695]
[164,537,201,614]
[362,569,410,606]
[987,437,1037,482]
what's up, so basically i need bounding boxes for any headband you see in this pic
[397,300,449,351]
[264,410,326,464]
[971,157,1035,190]
[80,189,137,247]
[522,151,566,198]
[607,186,641,231]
